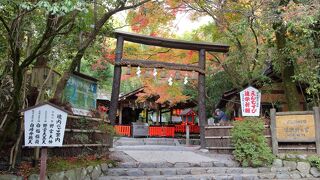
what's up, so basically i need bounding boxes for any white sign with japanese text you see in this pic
[24,104,68,147]
[240,86,261,116]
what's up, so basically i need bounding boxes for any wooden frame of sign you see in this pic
[108,31,229,148]
[270,107,320,154]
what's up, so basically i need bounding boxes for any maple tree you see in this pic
[99,40,201,106]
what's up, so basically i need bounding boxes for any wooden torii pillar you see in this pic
[108,31,229,148]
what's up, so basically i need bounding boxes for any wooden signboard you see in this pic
[276,114,315,142]
[22,102,68,180]
[240,86,261,116]
[31,66,61,89]
[270,108,320,155]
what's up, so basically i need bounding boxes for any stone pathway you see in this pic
[99,137,319,180]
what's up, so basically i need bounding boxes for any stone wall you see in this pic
[272,153,320,178]
[0,162,114,180]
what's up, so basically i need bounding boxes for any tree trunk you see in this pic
[282,64,300,111]
[273,1,300,111]
[0,63,23,149]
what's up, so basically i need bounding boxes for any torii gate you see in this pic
[108,31,229,148]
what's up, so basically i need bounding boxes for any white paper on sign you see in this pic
[240,86,261,117]
[24,104,68,147]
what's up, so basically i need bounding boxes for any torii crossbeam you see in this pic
[108,30,229,148]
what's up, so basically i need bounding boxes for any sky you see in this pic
[172,12,212,35]
[115,10,212,35]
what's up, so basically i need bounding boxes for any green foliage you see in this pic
[183,71,233,116]
[71,133,89,144]
[120,76,143,94]
[21,156,115,176]
[98,123,116,137]
[205,71,234,115]
[231,118,275,167]
[308,155,320,170]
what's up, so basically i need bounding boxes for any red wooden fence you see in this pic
[149,126,175,137]
[114,125,131,136]
[114,125,175,137]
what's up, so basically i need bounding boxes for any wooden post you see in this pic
[160,108,162,125]
[109,36,124,125]
[145,109,148,124]
[39,148,47,180]
[156,105,160,125]
[33,147,40,167]
[270,108,278,155]
[186,125,190,146]
[198,49,206,149]
[119,105,123,125]
[170,109,173,124]
[313,107,320,154]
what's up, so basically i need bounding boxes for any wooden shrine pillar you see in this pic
[198,49,206,149]
[160,108,162,125]
[145,109,149,124]
[156,105,160,125]
[109,36,124,125]
[170,109,173,124]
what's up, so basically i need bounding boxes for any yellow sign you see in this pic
[276,115,315,142]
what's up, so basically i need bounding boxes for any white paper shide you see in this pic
[24,104,68,147]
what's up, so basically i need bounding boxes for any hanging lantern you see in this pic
[173,109,176,115]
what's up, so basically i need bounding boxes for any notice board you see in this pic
[23,103,68,147]
[276,114,315,142]
[63,73,97,116]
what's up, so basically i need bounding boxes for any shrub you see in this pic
[231,117,275,167]
[98,123,116,137]
[308,155,320,170]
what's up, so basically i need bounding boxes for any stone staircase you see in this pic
[113,137,180,146]
[99,161,318,180]
[105,138,320,180]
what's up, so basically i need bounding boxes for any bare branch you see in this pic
[208,52,242,87]
[0,16,11,35]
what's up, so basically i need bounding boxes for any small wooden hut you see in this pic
[180,108,197,125]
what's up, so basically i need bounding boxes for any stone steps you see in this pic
[99,173,269,180]
[99,165,320,180]
[105,166,290,175]
[100,170,317,180]
[113,138,179,147]
[117,161,232,168]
